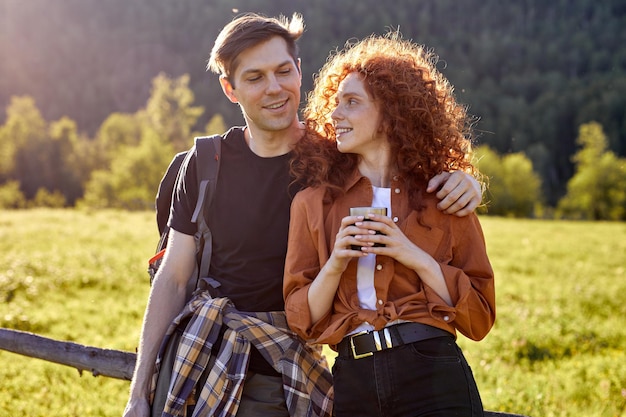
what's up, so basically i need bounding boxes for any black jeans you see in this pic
[332,336,484,417]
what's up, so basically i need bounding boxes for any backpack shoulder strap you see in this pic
[156,151,188,235]
[190,134,222,289]
[191,134,222,223]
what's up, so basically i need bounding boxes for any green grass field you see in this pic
[1,209,625,416]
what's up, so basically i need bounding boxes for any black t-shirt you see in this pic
[169,126,301,312]
[170,127,304,375]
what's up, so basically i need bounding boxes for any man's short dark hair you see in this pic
[207,13,304,82]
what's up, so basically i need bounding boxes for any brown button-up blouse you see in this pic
[283,171,495,348]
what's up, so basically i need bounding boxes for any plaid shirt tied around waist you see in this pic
[150,292,334,417]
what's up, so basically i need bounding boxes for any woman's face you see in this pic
[331,72,385,157]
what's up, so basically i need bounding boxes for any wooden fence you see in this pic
[0,328,528,417]
[0,328,135,380]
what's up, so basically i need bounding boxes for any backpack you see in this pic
[148,134,222,298]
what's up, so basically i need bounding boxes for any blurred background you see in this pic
[1,0,625,218]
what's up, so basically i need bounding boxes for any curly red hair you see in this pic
[291,33,478,206]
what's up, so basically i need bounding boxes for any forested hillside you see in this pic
[1,0,625,205]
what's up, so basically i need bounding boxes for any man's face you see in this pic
[223,37,302,134]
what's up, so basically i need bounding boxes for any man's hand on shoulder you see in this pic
[427,171,482,217]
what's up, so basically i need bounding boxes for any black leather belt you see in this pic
[337,322,452,359]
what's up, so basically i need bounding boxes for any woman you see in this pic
[284,34,495,417]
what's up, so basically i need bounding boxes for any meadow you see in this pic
[0,209,625,417]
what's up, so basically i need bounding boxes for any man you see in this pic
[123,13,481,417]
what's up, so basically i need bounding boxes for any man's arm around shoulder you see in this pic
[123,230,197,417]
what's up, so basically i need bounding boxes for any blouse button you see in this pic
[393,216,399,223]
[394,188,401,194]
[378,299,384,305]
[393,175,399,181]
[376,264,383,271]
[443,315,450,322]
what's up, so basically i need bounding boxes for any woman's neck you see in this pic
[358,158,394,188]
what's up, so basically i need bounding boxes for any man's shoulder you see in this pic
[220,126,245,142]
[192,126,245,150]
[186,127,244,167]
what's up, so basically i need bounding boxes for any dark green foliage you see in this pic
[1,0,624,211]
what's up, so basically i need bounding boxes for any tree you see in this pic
[557,122,626,220]
[31,188,67,208]
[0,181,27,209]
[80,73,203,209]
[80,130,176,210]
[475,145,542,218]
[0,96,51,199]
[47,117,83,205]
[143,73,204,152]
[474,146,504,213]
[0,96,47,178]
[95,113,142,163]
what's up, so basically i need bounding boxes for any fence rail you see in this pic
[0,327,528,416]
[0,327,135,380]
